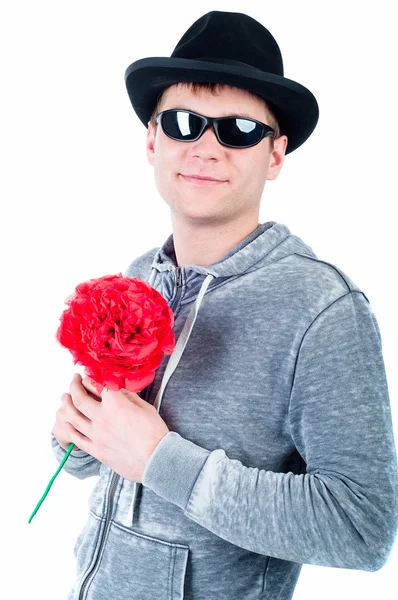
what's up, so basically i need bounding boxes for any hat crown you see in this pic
[171,11,284,77]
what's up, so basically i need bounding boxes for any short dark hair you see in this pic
[149,81,282,152]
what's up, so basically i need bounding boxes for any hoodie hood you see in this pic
[148,221,317,282]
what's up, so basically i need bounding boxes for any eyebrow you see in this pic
[171,107,254,118]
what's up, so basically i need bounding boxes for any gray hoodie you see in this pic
[51,220,398,600]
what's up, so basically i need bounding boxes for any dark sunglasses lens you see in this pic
[218,118,263,147]
[161,111,204,140]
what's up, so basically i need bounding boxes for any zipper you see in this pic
[143,266,183,404]
[77,266,184,598]
[176,266,183,290]
[78,471,119,599]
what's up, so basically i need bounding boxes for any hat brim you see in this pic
[124,57,319,155]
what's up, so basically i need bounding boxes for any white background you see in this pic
[2,1,397,598]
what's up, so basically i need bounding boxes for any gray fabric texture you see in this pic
[51,220,398,599]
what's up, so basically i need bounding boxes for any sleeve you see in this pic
[51,431,101,480]
[142,291,398,571]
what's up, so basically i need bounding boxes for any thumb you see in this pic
[120,388,140,402]
[119,388,151,408]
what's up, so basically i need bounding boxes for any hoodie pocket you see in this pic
[82,517,190,600]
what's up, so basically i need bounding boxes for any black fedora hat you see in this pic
[124,10,319,155]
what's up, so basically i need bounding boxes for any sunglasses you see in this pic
[155,109,276,149]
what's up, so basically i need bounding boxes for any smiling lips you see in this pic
[180,174,227,185]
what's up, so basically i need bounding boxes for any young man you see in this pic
[52,11,398,600]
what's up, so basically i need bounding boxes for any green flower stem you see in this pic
[28,442,75,523]
[28,388,109,524]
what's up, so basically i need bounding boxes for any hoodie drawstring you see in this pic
[129,268,215,525]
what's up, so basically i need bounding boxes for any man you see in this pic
[52,11,398,600]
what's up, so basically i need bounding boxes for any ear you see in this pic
[266,135,288,181]
[146,122,156,166]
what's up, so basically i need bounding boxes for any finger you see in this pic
[81,376,97,392]
[82,376,104,397]
[69,373,98,420]
[62,392,92,435]
[102,387,149,411]
[81,377,103,400]
[120,388,152,408]
[65,421,93,454]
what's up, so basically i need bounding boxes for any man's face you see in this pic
[146,84,287,226]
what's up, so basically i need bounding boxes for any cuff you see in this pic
[142,431,211,510]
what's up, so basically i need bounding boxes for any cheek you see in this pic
[236,155,267,193]
[237,155,259,179]
[248,150,268,180]
[153,147,181,194]
[154,140,181,172]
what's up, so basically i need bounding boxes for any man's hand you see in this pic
[55,372,170,483]
[52,378,102,452]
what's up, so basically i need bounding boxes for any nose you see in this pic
[200,123,219,142]
[191,124,223,155]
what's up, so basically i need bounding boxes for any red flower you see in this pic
[56,273,175,395]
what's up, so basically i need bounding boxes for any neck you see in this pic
[170,213,261,268]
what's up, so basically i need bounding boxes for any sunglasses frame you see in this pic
[155,109,276,149]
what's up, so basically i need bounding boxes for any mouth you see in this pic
[180,174,227,186]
